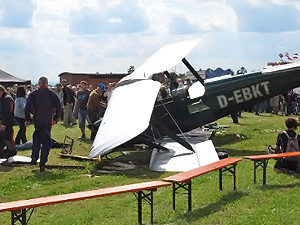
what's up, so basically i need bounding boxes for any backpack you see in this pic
[283,131,300,162]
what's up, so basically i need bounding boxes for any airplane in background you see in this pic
[89,39,300,171]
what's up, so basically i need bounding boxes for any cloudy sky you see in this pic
[1,0,300,84]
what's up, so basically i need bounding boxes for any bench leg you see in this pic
[219,169,223,191]
[254,161,257,183]
[187,181,192,211]
[135,190,155,225]
[172,183,176,210]
[263,160,268,185]
[219,164,238,191]
[172,180,192,211]
[11,208,34,225]
[253,159,269,185]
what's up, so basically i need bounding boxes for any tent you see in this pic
[0,69,31,87]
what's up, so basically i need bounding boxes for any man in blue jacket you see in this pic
[25,76,61,172]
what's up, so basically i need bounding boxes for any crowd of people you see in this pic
[231,89,300,124]
[252,88,300,116]
[2,74,300,173]
[0,77,115,172]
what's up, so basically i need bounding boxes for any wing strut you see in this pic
[151,121,195,152]
[182,58,204,85]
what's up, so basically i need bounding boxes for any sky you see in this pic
[1,0,300,84]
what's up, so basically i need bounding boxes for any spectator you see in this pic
[274,117,300,173]
[270,95,280,115]
[87,83,107,140]
[55,83,63,120]
[71,85,79,119]
[0,85,16,158]
[73,81,91,140]
[6,87,16,100]
[25,76,61,172]
[104,82,116,103]
[14,86,27,145]
[258,99,270,113]
[176,78,184,88]
[230,111,239,124]
[72,85,78,95]
[77,83,82,91]
[12,84,18,94]
[61,79,76,126]
[283,91,294,115]
[26,85,33,95]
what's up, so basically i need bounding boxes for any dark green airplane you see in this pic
[153,62,300,141]
[90,40,300,158]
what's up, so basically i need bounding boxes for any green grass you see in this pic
[1,113,300,224]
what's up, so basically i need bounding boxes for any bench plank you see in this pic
[0,181,170,213]
[245,151,300,160]
[163,158,243,183]
[245,151,300,185]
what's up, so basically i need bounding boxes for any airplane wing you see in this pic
[89,39,202,158]
[89,79,161,158]
[121,39,201,81]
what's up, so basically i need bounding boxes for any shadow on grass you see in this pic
[0,165,14,172]
[98,149,152,166]
[91,149,164,179]
[179,191,246,223]
[32,169,67,181]
[262,181,300,190]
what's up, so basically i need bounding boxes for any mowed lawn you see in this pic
[1,112,300,224]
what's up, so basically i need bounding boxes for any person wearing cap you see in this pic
[87,83,107,141]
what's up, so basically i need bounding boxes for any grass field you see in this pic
[1,112,300,224]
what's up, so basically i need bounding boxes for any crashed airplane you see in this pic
[89,39,300,171]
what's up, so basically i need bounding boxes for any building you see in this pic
[185,69,206,81]
[58,72,127,89]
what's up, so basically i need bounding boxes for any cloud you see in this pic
[229,0,300,32]
[0,0,300,84]
[169,16,197,34]
[139,0,238,34]
[0,37,28,52]
[70,2,149,34]
[0,0,36,28]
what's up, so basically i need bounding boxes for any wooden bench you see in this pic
[162,157,243,211]
[245,151,300,185]
[0,181,170,225]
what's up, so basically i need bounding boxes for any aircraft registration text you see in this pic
[217,81,270,109]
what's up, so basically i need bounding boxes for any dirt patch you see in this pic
[95,149,152,174]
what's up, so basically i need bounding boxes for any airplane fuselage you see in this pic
[152,64,300,134]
